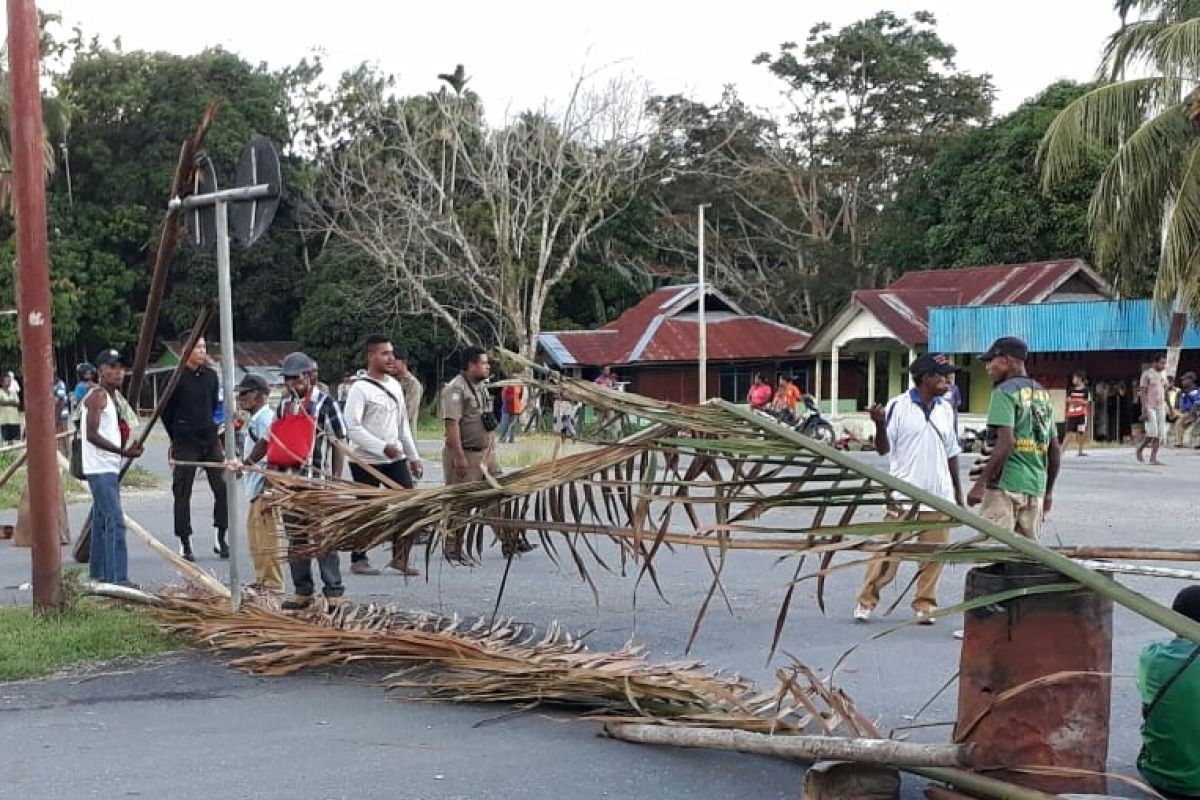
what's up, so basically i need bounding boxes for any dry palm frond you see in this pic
[149,593,857,736]
[264,356,1200,649]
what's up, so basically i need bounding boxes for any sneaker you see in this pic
[115,580,141,590]
[351,560,381,576]
[385,561,420,577]
[952,629,965,640]
[501,538,538,558]
[325,596,346,611]
[853,604,872,622]
[915,610,937,625]
[281,594,314,610]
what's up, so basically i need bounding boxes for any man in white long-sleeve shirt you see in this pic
[343,334,424,576]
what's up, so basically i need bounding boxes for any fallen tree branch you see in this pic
[602,723,975,768]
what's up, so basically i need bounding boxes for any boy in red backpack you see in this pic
[274,352,350,611]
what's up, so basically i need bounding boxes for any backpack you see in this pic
[267,396,320,469]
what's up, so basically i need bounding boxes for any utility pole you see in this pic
[697,203,710,403]
[7,0,63,611]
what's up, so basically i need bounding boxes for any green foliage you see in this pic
[0,600,177,681]
[873,81,1110,278]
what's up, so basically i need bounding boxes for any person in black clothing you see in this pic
[162,337,228,562]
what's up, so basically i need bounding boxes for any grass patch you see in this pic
[0,599,178,682]
[416,435,593,470]
[122,465,163,490]
[0,451,86,509]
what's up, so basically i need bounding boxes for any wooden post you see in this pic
[803,761,898,800]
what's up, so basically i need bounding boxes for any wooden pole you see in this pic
[8,0,62,611]
[906,767,1062,800]
[125,104,219,409]
[603,724,974,769]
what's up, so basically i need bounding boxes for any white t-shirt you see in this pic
[80,389,122,476]
[883,389,961,506]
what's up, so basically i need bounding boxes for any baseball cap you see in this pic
[979,336,1029,362]
[909,353,959,377]
[280,352,315,377]
[235,373,270,394]
[95,349,129,367]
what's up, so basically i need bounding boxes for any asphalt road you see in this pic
[1,439,1196,799]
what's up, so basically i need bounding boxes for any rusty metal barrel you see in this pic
[954,561,1113,795]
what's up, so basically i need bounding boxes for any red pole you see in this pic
[8,0,62,611]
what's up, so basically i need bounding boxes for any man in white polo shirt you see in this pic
[854,352,964,624]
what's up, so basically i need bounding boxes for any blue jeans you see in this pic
[498,410,520,443]
[87,472,128,583]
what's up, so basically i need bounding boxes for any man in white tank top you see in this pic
[81,349,145,586]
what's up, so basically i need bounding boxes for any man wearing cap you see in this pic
[162,337,228,562]
[81,350,144,587]
[234,373,283,591]
[277,352,350,610]
[967,337,1061,540]
[854,353,963,624]
[343,334,423,576]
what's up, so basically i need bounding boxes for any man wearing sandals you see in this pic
[343,334,423,576]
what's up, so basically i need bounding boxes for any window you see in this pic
[719,363,757,403]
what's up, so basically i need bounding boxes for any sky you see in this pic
[16,0,1119,120]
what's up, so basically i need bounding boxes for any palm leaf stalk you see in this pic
[143,592,870,736]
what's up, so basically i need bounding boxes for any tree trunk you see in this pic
[603,724,973,768]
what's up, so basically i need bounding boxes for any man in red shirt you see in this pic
[1064,371,1091,457]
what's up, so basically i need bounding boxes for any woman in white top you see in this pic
[81,350,144,586]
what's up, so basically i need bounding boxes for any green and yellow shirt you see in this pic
[985,376,1055,497]
[1138,637,1200,797]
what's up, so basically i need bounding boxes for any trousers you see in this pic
[171,433,228,540]
[86,472,128,584]
[247,495,285,590]
[856,511,949,613]
[349,460,414,565]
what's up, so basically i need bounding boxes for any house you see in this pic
[800,259,1114,415]
[930,299,1200,442]
[538,284,811,404]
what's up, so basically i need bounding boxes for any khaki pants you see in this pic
[442,447,503,558]
[980,488,1043,540]
[857,511,949,614]
[247,495,285,590]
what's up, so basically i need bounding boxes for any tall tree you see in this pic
[648,11,993,330]
[874,81,1107,275]
[310,68,667,358]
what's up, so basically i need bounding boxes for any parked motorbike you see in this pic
[753,397,837,446]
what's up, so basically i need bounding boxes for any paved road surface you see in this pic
[2,440,1196,799]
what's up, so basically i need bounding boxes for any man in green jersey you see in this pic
[966,336,1061,540]
[1138,586,1200,799]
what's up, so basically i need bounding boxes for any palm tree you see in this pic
[0,70,70,213]
[1038,0,1200,358]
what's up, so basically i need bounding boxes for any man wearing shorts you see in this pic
[1138,353,1169,466]
[1064,372,1091,457]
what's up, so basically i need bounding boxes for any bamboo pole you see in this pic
[905,767,1063,800]
[0,450,27,492]
[720,401,1200,645]
[54,451,231,598]
[604,723,974,768]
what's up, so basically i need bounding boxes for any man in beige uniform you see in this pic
[440,347,532,561]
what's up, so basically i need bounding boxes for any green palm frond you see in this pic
[1038,77,1184,192]
[1157,142,1200,308]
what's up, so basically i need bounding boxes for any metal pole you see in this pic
[697,203,708,403]
[214,200,243,611]
[8,0,62,612]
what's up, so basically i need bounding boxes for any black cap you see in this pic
[909,353,959,377]
[95,349,129,367]
[979,336,1029,362]
[1173,586,1200,623]
[393,345,410,362]
[235,373,270,394]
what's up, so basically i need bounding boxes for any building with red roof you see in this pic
[538,284,811,404]
[800,259,1114,415]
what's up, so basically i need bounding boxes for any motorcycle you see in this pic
[796,395,837,446]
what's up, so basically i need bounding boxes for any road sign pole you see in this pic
[214,199,243,611]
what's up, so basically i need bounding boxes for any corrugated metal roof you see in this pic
[538,284,809,367]
[929,300,1200,353]
[804,260,1114,351]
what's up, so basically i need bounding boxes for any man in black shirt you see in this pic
[162,337,228,562]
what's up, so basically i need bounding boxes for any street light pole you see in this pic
[7,0,63,611]
[697,203,710,403]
